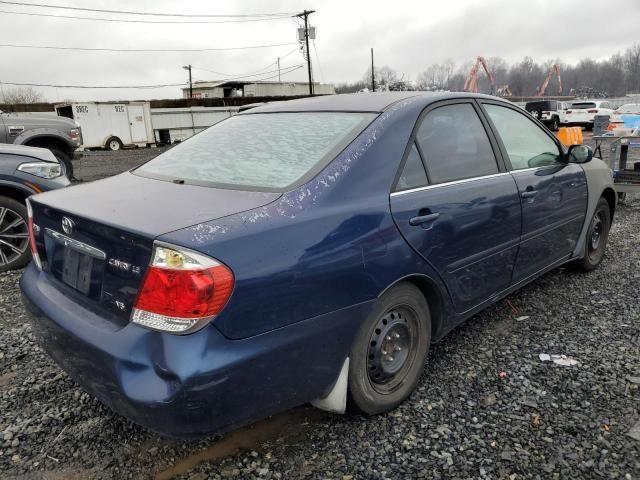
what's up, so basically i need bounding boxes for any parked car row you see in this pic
[525,99,618,131]
[525,99,640,133]
[19,92,616,438]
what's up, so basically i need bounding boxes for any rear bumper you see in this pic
[20,265,370,438]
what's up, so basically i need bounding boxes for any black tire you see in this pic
[575,198,611,271]
[348,283,431,415]
[49,148,74,180]
[0,196,30,273]
[106,137,123,151]
[551,117,560,131]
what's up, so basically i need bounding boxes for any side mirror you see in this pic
[567,144,593,164]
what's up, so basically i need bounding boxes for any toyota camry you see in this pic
[21,93,616,437]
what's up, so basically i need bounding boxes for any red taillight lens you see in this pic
[131,244,234,334]
[588,109,598,113]
[135,265,233,318]
[26,200,42,270]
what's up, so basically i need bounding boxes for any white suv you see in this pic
[563,100,614,130]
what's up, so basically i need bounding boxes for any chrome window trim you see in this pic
[44,228,107,260]
[390,172,511,197]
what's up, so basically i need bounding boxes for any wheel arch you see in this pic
[22,134,73,156]
[601,187,616,221]
[0,182,33,203]
[379,274,447,342]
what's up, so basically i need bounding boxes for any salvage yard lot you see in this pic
[1,151,639,479]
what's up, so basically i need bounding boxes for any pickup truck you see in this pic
[0,111,81,178]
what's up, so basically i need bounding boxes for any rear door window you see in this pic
[415,103,499,184]
[134,112,376,190]
[484,104,562,170]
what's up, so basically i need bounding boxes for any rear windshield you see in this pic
[134,112,376,190]
[571,102,596,109]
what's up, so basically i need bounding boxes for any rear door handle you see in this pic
[521,190,538,199]
[409,212,440,226]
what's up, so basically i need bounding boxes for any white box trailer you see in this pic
[55,101,154,151]
[150,106,238,144]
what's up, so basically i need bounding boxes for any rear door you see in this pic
[480,101,588,282]
[390,100,522,313]
[127,104,147,143]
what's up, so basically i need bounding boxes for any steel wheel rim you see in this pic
[367,306,418,394]
[0,207,29,266]
[110,140,120,151]
[588,211,604,259]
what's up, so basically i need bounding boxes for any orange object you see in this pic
[556,127,583,146]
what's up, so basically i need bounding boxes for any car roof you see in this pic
[0,144,57,163]
[244,92,499,114]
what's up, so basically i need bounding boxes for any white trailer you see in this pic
[55,101,154,151]
[150,106,238,144]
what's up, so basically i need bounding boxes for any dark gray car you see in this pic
[0,144,70,271]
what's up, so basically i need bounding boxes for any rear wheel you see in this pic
[551,117,560,131]
[0,196,30,272]
[348,283,431,415]
[575,198,611,271]
[106,137,123,151]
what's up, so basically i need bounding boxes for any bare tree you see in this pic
[1,87,46,104]
[625,43,640,93]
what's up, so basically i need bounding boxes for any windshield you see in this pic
[135,112,376,190]
[571,102,596,109]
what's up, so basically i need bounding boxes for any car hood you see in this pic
[32,171,281,238]
[1,113,77,128]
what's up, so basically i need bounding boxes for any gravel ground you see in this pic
[0,149,638,479]
[71,147,170,182]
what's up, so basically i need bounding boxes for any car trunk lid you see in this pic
[30,172,280,324]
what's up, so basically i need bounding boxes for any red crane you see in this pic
[464,56,496,95]
[537,64,562,96]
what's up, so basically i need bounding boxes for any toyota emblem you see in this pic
[61,217,75,235]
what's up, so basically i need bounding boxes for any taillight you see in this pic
[26,199,42,270]
[132,243,234,334]
[588,109,598,113]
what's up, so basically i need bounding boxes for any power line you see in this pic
[0,42,298,53]
[0,1,296,17]
[1,66,304,90]
[193,64,303,81]
[0,8,293,24]
[0,81,184,89]
[191,48,299,77]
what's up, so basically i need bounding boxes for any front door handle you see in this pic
[409,212,440,226]
[521,189,538,199]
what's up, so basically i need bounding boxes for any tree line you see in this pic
[336,44,640,98]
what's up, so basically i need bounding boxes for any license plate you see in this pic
[61,247,94,295]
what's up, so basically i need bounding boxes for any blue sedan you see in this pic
[20,93,616,437]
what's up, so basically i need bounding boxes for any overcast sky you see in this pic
[0,0,638,102]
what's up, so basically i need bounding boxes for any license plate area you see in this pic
[61,247,94,294]
[45,228,106,298]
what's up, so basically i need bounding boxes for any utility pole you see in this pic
[277,57,281,82]
[296,10,315,95]
[371,48,375,92]
[182,64,192,98]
